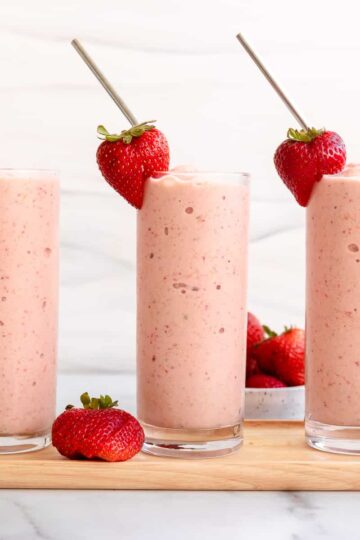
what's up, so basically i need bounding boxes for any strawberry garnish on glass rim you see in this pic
[70,41,170,209]
[235,34,347,206]
[96,120,170,209]
[274,127,346,207]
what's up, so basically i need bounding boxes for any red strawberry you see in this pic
[273,328,305,387]
[274,128,346,206]
[246,312,264,378]
[252,325,278,375]
[247,312,264,355]
[246,355,260,378]
[96,122,170,209]
[52,393,144,462]
[246,373,286,389]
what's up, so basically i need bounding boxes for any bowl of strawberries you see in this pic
[245,313,305,420]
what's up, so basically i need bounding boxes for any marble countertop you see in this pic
[1,373,360,540]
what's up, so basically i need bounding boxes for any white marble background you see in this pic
[3,0,360,372]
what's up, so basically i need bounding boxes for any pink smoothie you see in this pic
[306,164,360,426]
[0,170,59,436]
[137,170,249,430]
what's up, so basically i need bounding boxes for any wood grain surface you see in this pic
[1,421,360,491]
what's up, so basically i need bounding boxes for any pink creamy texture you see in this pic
[0,171,59,435]
[137,170,249,430]
[306,164,360,426]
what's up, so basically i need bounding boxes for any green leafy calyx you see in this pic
[287,127,325,143]
[263,325,277,338]
[97,121,156,144]
[65,392,119,411]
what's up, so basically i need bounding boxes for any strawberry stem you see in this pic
[287,127,325,143]
[263,325,277,338]
[65,392,119,411]
[97,121,156,144]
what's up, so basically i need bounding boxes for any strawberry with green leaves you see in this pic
[96,121,170,209]
[52,393,144,462]
[274,127,346,206]
[253,327,305,386]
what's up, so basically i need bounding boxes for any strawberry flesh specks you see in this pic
[96,124,170,209]
[274,128,346,206]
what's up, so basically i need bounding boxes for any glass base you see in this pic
[306,419,360,455]
[0,433,51,455]
[141,422,243,459]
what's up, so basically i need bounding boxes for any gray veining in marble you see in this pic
[2,487,360,540]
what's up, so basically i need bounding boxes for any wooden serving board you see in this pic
[1,421,360,491]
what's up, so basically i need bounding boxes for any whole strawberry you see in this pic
[253,326,305,386]
[96,121,170,209]
[274,127,346,206]
[246,373,286,389]
[246,312,264,378]
[246,355,260,379]
[273,328,305,386]
[247,312,264,356]
[252,325,278,375]
[52,393,144,462]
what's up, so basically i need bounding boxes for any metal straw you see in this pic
[71,38,138,126]
[236,33,308,130]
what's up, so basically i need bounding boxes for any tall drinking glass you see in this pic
[306,164,360,454]
[137,170,249,458]
[0,169,59,454]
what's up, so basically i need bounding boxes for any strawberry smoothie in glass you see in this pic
[306,164,360,454]
[0,169,59,454]
[137,168,250,457]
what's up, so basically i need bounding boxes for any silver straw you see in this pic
[71,38,138,126]
[236,33,308,130]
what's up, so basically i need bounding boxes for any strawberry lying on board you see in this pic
[52,393,144,462]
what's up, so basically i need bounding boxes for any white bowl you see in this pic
[245,385,305,420]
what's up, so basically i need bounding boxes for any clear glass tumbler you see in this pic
[305,165,360,454]
[137,170,250,458]
[0,169,59,454]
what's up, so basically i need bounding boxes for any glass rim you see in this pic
[154,170,250,178]
[0,168,58,173]
[152,170,250,186]
[323,163,360,181]
[0,168,59,180]
[246,385,304,393]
